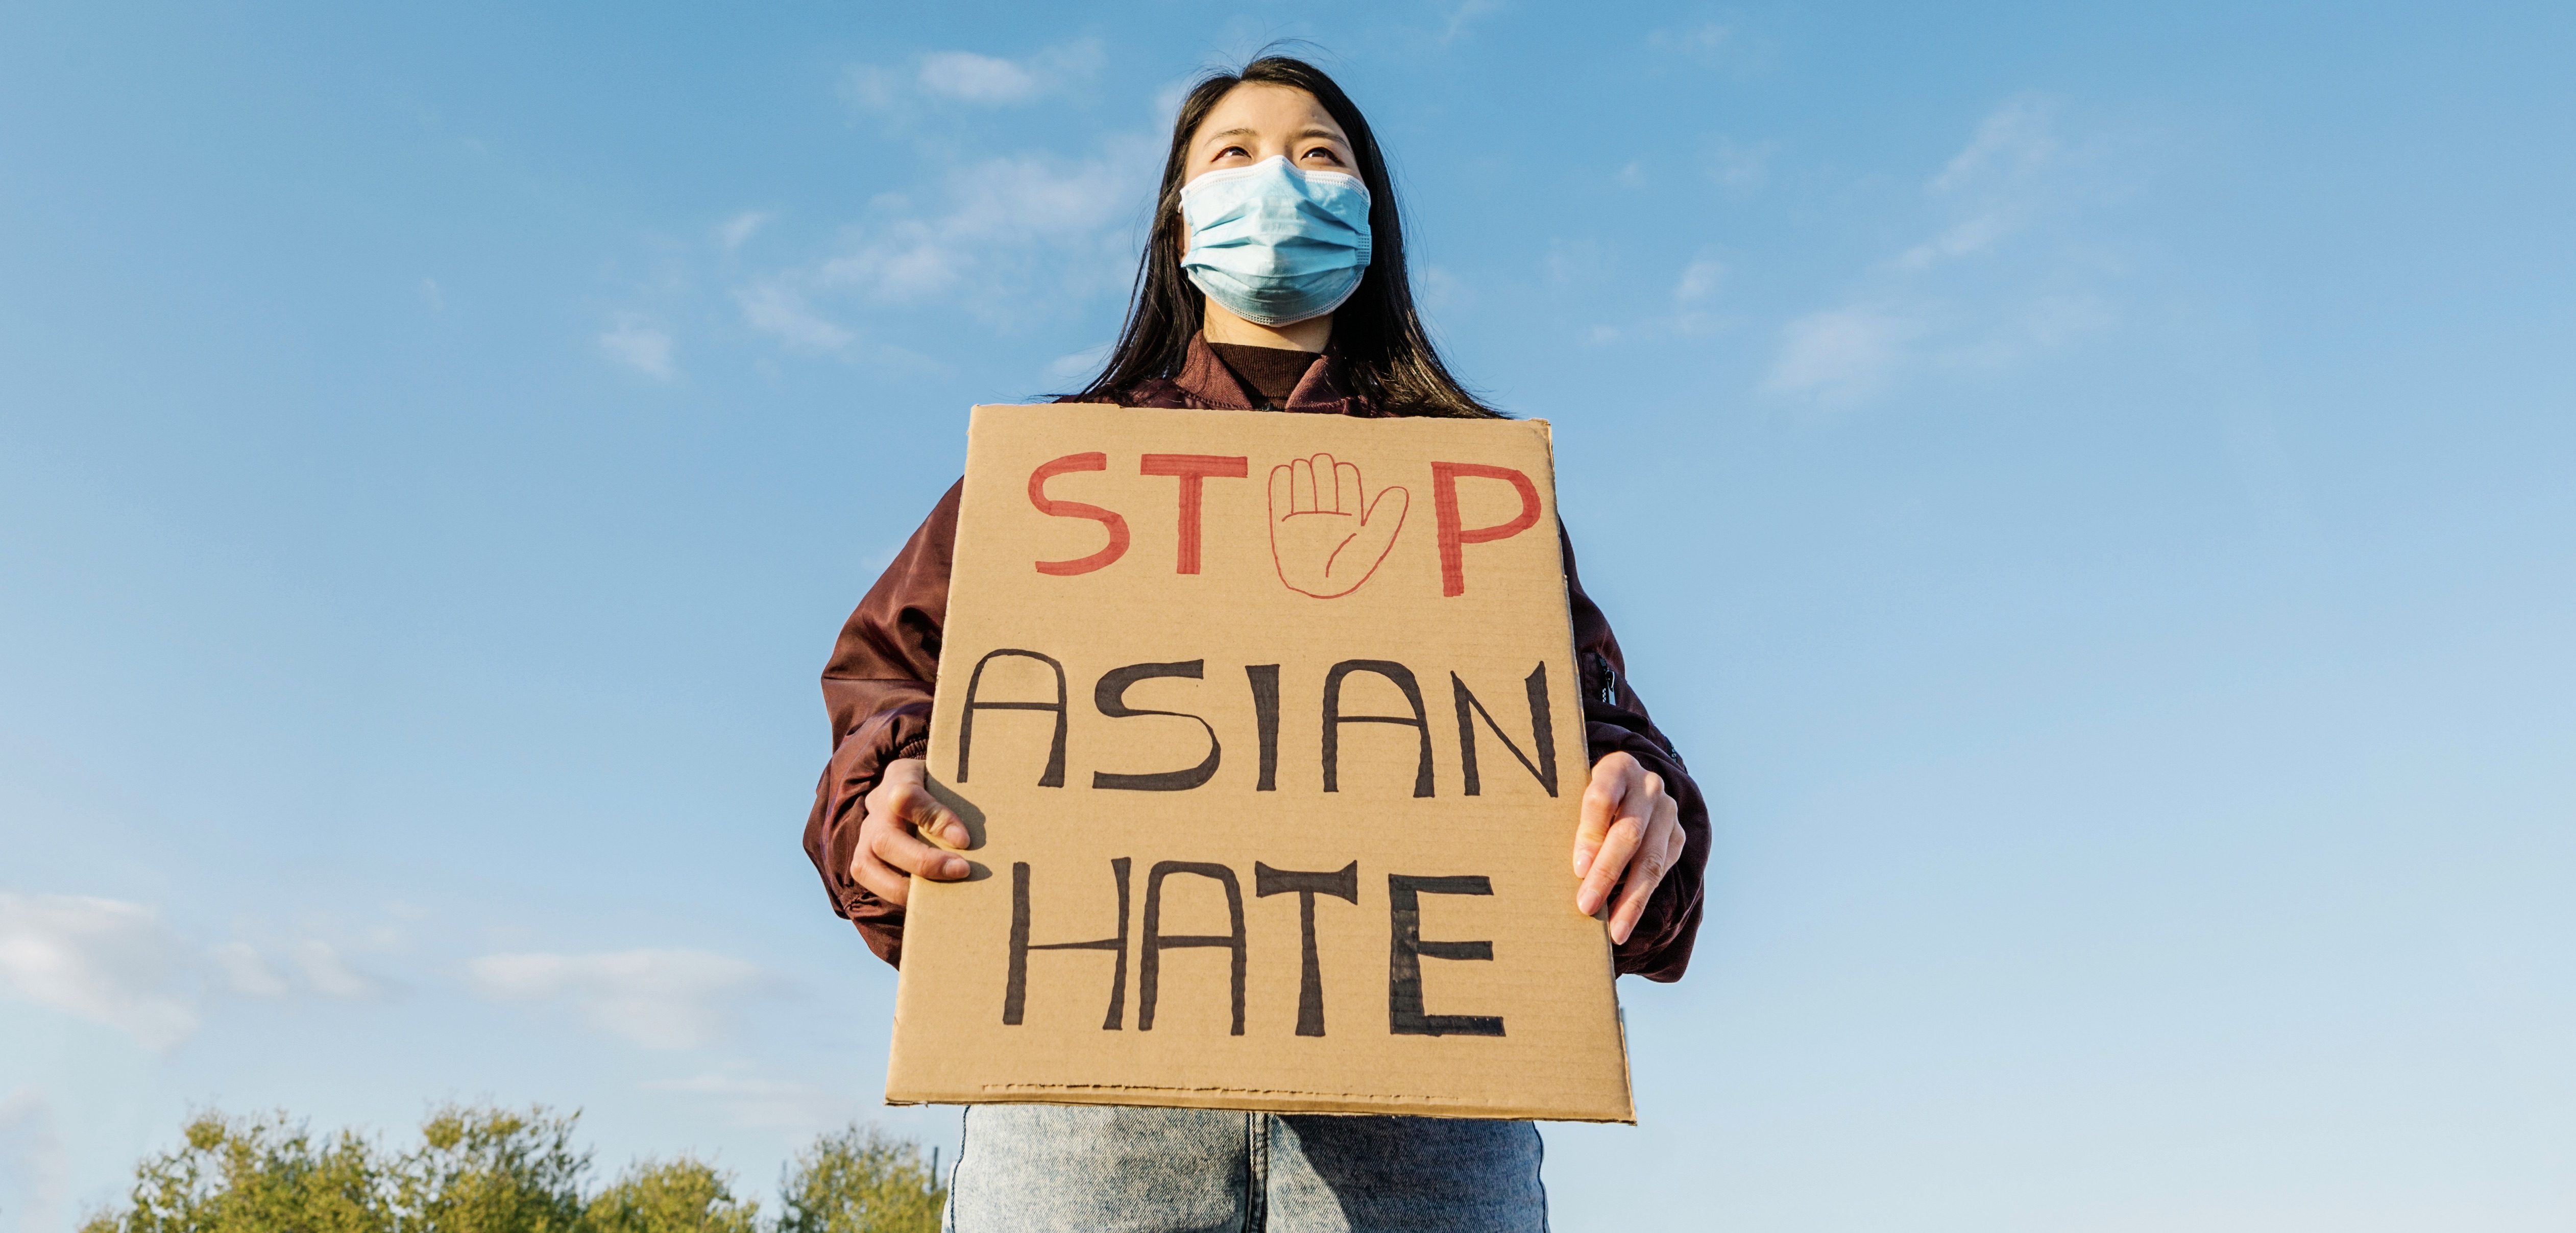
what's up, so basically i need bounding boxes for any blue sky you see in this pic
[3,2,2572,1228]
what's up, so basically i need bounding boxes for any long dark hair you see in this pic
[1069,55,1499,418]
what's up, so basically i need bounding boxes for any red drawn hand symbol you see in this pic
[1267,453,1409,598]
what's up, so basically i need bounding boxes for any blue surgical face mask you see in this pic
[1178,155,1373,327]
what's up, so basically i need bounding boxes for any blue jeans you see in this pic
[944,1104,1548,1232]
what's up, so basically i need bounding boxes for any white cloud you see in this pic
[1902,97,2062,271]
[847,39,1107,114]
[837,64,900,113]
[1929,293,2116,373]
[1897,212,2015,270]
[1766,305,1919,404]
[1930,95,2062,196]
[735,283,856,354]
[294,940,376,1000]
[1669,252,1730,335]
[717,210,771,252]
[211,936,388,1001]
[1649,22,1730,56]
[817,149,1141,303]
[468,949,778,1050]
[1444,0,1506,43]
[918,52,1041,105]
[1418,265,1470,316]
[209,941,288,998]
[1674,254,1724,303]
[1705,136,1778,197]
[739,59,1170,358]
[2019,292,2115,347]
[1046,341,1113,383]
[599,318,676,380]
[0,893,198,1051]
[1765,95,2122,407]
[1150,79,1194,130]
[0,1090,67,1233]
[1544,238,1609,287]
[736,135,1154,347]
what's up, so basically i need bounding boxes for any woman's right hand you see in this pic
[851,758,973,907]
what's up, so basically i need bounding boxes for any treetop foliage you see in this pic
[773,1127,942,1233]
[77,1105,942,1233]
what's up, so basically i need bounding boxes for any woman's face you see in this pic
[1183,83,1355,186]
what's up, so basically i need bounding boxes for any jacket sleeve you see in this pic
[1564,525,1712,982]
[801,479,962,968]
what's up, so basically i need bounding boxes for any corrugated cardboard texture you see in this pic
[885,405,1633,1123]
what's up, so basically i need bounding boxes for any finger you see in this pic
[1349,487,1407,570]
[871,819,970,882]
[1268,464,1292,524]
[1291,456,1317,514]
[1607,794,1681,945]
[853,844,914,904]
[887,783,970,848]
[1576,811,1646,920]
[1575,758,1650,916]
[1334,461,1360,514]
[1571,753,1637,879]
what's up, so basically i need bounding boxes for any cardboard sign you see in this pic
[884,404,1632,1123]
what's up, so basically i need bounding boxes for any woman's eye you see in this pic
[1302,148,1344,164]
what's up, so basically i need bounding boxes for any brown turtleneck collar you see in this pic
[1206,342,1322,409]
[1071,332,1368,416]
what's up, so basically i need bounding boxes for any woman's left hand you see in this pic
[1573,751,1684,945]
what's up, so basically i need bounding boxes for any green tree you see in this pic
[582,1158,761,1233]
[394,1104,590,1233]
[773,1126,943,1233]
[78,1104,943,1233]
[78,1111,391,1233]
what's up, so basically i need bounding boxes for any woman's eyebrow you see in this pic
[1199,125,1350,148]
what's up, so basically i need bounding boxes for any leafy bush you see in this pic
[77,1106,943,1233]
[586,1158,762,1233]
[81,1111,388,1233]
[774,1126,941,1233]
[402,1104,590,1233]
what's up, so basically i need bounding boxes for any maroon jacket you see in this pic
[802,335,1712,980]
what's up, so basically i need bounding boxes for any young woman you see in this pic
[803,55,1709,1231]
